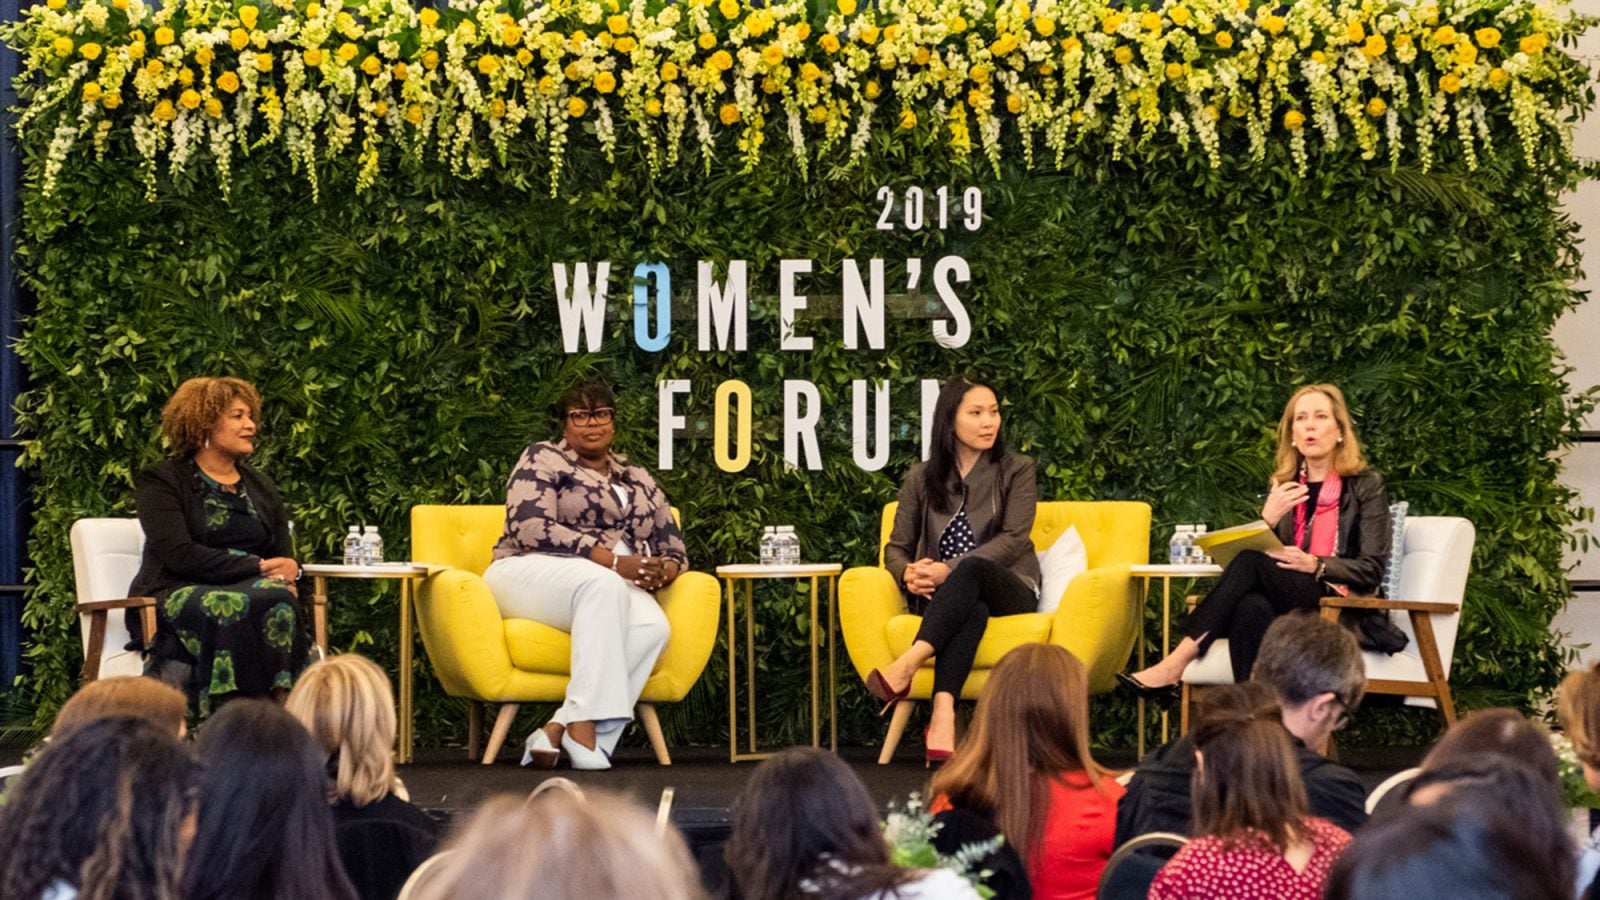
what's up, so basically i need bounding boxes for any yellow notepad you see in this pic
[1194,520,1283,568]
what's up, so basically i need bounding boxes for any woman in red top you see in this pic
[1148,692,1351,900]
[930,644,1123,900]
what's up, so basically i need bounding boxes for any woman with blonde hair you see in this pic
[1559,661,1600,900]
[1127,383,1390,687]
[408,789,705,900]
[930,643,1121,900]
[286,654,439,900]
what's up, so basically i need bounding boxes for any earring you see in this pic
[204,438,211,450]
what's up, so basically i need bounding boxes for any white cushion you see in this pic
[1035,524,1087,614]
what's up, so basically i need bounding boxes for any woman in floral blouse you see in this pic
[484,379,687,771]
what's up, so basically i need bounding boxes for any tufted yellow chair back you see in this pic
[876,500,1153,569]
[412,505,505,574]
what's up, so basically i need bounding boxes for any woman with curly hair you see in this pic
[0,716,200,900]
[130,375,308,710]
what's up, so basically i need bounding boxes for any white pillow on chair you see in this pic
[1036,525,1088,614]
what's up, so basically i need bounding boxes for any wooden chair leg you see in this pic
[482,703,520,765]
[138,607,157,650]
[467,701,483,761]
[637,703,671,766]
[878,700,915,765]
[1410,611,1457,726]
[1179,683,1191,735]
[81,609,106,684]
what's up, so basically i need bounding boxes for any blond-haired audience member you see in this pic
[286,654,438,900]
[50,675,187,740]
[1560,661,1600,900]
[409,790,705,900]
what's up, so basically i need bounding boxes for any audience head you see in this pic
[1250,612,1365,746]
[727,747,910,900]
[182,699,356,900]
[924,376,1007,513]
[161,375,262,456]
[0,716,199,900]
[1326,792,1570,900]
[1273,383,1368,481]
[1398,755,1574,888]
[50,675,187,740]
[284,653,399,807]
[1559,660,1600,792]
[1190,687,1310,852]
[1420,707,1559,787]
[415,789,705,900]
[930,643,1110,858]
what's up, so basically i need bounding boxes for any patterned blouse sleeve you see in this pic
[502,444,601,557]
[633,467,689,568]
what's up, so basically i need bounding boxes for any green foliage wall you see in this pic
[12,56,1595,749]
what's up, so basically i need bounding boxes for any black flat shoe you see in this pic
[1117,672,1181,708]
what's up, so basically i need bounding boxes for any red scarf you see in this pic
[1294,468,1345,592]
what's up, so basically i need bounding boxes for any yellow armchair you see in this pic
[410,505,720,765]
[840,500,1151,762]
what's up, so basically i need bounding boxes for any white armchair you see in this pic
[71,518,151,682]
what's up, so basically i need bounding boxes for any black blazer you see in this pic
[1270,468,1390,595]
[884,450,1040,593]
[128,456,291,623]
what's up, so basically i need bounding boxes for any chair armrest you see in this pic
[1320,595,1460,615]
[1049,563,1137,694]
[76,597,156,611]
[413,568,518,699]
[839,566,904,683]
[644,571,721,702]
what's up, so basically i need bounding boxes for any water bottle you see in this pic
[1168,525,1187,565]
[779,526,800,565]
[1190,524,1209,565]
[359,525,383,565]
[343,525,362,566]
[759,527,776,565]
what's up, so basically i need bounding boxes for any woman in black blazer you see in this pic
[129,376,307,711]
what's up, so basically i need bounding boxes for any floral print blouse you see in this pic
[493,439,689,568]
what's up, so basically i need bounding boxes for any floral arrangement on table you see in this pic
[3,0,1590,198]
[882,792,1003,898]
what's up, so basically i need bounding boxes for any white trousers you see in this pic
[484,553,669,755]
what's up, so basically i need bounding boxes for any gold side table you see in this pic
[303,562,439,763]
[1130,563,1223,754]
[715,563,841,763]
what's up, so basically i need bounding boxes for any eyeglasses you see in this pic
[566,408,615,426]
[1330,693,1353,731]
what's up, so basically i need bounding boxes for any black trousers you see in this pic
[911,557,1038,696]
[1184,550,1329,681]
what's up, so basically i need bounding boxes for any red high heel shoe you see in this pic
[865,669,910,716]
[924,726,952,768]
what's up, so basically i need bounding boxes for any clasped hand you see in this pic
[259,557,299,596]
[903,558,952,599]
[614,555,678,591]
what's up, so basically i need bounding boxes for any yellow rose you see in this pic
[418,7,438,27]
[179,88,200,109]
[253,52,272,71]
[1366,97,1386,117]
[1113,44,1133,64]
[820,33,840,53]
[406,102,424,124]
[178,68,193,85]
[1475,27,1501,49]
[710,49,732,70]
[614,36,636,53]
[336,42,357,62]
[859,23,879,44]
[204,96,223,117]
[306,3,320,17]
[1419,4,1439,26]
[81,42,102,60]
[1034,16,1055,37]
[1439,72,1460,93]
[111,0,126,9]
[1202,104,1219,121]
[594,70,616,92]
[697,32,716,49]
[1260,15,1285,35]
[912,46,929,65]
[477,55,500,74]
[898,108,915,129]
[516,48,534,65]
[882,23,898,42]
[238,5,258,28]
[82,82,102,102]
[947,15,967,33]
[101,91,121,108]
[808,104,828,122]
[1432,25,1457,45]
[391,61,408,80]
[152,99,176,121]
[762,44,783,65]
[837,0,856,14]
[1005,93,1021,114]
[144,59,162,77]
[1519,32,1546,54]
[502,24,523,46]
[747,11,774,36]
[230,28,249,51]
[1214,31,1233,49]
[372,99,388,116]
[217,70,240,92]
[1168,5,1190,27]
[1060,36,1081,53]
[422,49,439,69]
[537,74,555,94]
[1282,109,1304,129]
[1455,42,1477,66]
[1165,61,1184,80]
[605,14,627,35]
[1362,35,1386,59]
[155,27,174,46]
[489,97,506,117]
[194,47,213,65]
[793,23,811,41]
[1140,11,1161,31]
[361,54,381,75]
[990,33,1018,56]
[1488,66,1508,87]
[968,63,989,84]
[1346,20,1364,43]
[45,0,64,9]
[52,37,73,58]
[1039,63,1055,75]
[563,61,580,80]
[1101,11,1124,34]
[1311,50,1326,64]
[761,74,779,93]
[718,102,739,125]
[660,61,679,81]
[864,79,880,98]
[800,61,821,81]
[718,0,738,19]
[302,47,324,66]
[126,40,144,60]
[644,97,662,116]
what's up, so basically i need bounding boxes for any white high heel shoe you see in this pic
[522,728,561,769]
[561,732,611,771]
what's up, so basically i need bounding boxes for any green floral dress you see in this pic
[154,469,308,709]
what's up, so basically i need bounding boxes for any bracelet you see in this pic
[1315,558,1327,580]
[611,553,620,572]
